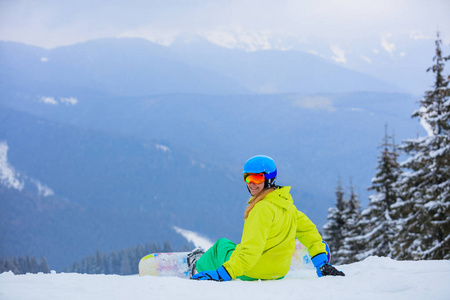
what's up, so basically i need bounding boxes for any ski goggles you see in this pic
[243,173,265,184]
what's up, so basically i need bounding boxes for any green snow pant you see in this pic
[195,238,257,281]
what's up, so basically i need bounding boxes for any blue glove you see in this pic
[191,265,232,281]
[311,253,345,277]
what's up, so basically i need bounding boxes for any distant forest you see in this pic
[0,242,188,275]
[0,256,50,274]
[64,241,188,275]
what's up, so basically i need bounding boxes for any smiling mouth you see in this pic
[249,186,261,192]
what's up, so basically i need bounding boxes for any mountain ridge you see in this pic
[0,38,403,98]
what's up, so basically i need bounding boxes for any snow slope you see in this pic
[1,257,448,300]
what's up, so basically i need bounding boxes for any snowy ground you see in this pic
[0,257,448,300]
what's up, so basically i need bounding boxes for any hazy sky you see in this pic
[1,0,449,49]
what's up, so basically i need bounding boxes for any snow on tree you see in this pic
[356,126,401,260]
[392,33,450,260]
[322,177,346,264]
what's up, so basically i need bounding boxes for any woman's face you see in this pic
[247,181,264,196]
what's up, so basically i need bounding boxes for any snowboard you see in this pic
[139,239,313,278]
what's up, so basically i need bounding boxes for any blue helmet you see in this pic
[243,155,277,183]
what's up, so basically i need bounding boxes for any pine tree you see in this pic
[29,256,39,274]
[17,257,26,274]
[11,257,20,274]
[163,241,173,252]
[323,177,346,264]
[94,250,106,274]
[392,33,450,260]
[119,250,133,275]
[0,258,5,273]
[38,257,50,273]
[357,126,400,260]
[109,251,119,274]
[336,181,362,264]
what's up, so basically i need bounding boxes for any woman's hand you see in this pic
[191,266,232,281]
[311,253,345,277]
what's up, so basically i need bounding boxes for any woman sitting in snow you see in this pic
[188,155,345,281]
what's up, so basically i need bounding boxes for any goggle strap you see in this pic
[264,170,277,180]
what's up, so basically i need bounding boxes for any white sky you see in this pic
[1,0,449,49]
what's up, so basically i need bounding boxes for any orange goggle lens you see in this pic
[243,173,265,184]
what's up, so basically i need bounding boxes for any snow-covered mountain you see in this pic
[0,38,404,99]
[121,30,444,95]
[1,257,449,300]
[2,33,443,98]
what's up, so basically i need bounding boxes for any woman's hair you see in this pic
[244,187,276,219]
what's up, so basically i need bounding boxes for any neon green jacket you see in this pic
[223,186,326,280]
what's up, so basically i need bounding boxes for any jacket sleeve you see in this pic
[223,201,274,278]
[296,210,327,257]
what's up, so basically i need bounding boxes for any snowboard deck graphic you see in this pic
[139,239,313,278]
